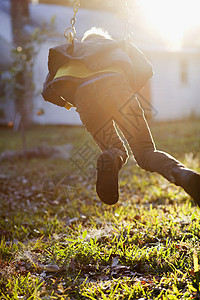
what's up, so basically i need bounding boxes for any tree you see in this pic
[10,0,32,150]
[11,0,29,44]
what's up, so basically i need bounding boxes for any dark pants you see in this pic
[74,75,186,185]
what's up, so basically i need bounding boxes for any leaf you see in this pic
[134,215,141,221]
[111,257,119,267]
[193,251,199,273]
[82,230,87,239]
[43,264,60,272]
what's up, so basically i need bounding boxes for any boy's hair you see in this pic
[82,27,112,42]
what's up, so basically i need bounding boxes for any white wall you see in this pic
[33,42,81,125]
[0,7,13,44]
[32,42,82,125]
[29,3,124,40]
[150,51,200,120]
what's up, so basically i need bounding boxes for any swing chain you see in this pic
[124,0,131,39]
[124,0,132,54]
[64,0,80,43]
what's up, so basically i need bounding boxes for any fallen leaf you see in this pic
[43,264,60,272]
[111,257,119,267]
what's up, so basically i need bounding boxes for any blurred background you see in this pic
[0,0,200,130]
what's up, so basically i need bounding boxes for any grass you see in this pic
[0,119,200,299]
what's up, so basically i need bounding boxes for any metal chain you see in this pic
[124,0,130,37]
[124,0,133,39]
[64,0,80,43]
[124,0,131,53]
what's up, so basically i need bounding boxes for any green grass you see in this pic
[0,119,200,299]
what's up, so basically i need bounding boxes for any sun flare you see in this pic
[136,0,200,48]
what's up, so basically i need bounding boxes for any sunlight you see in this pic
[31,0,39,4]
[136,0,200,49]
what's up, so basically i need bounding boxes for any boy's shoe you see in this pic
[96,150,121,205]
[184,173,200,207]
[171,167,200,207]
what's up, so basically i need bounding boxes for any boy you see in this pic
[42,27,200,206]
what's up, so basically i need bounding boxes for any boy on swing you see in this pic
[42,27,200,206]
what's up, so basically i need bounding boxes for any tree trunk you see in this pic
[11,0,29,45]
[10,0,32,150]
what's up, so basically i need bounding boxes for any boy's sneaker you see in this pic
[172,167,200,207]
[96,150,121,205]
[184,173,200,207]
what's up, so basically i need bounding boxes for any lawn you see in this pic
[0,119,200,299]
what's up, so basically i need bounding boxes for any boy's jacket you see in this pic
[42,38,153,109]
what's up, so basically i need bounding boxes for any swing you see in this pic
[41,0,153,110]
[41,0,81,109]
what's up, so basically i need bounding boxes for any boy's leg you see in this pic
[74,80,129,204]
[111,82,200,206]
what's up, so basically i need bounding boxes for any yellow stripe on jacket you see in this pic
[53,60,127,110]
